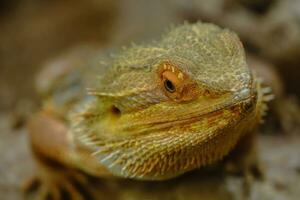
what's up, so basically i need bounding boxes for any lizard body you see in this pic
[27,22,270,198]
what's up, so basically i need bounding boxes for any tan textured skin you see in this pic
[26,22,271,198]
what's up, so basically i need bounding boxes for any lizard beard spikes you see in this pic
[88,113,243,180]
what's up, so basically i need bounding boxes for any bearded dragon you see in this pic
[26,22,272,199]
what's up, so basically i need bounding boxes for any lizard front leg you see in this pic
[25,112,96,200]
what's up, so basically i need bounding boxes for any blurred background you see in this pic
[0,0,299,199]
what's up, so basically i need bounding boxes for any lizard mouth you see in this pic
[119,87,257,134]
[168,84,258,125]
[160,95,254,125]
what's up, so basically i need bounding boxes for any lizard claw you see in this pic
[23,169,93,200]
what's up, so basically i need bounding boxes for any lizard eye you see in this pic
[158,61,200,102]
[164,79,175,93]
[158,62,184,99]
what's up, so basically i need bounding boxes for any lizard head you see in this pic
[71,23,261,180]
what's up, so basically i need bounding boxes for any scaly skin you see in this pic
[26,22,271,198]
